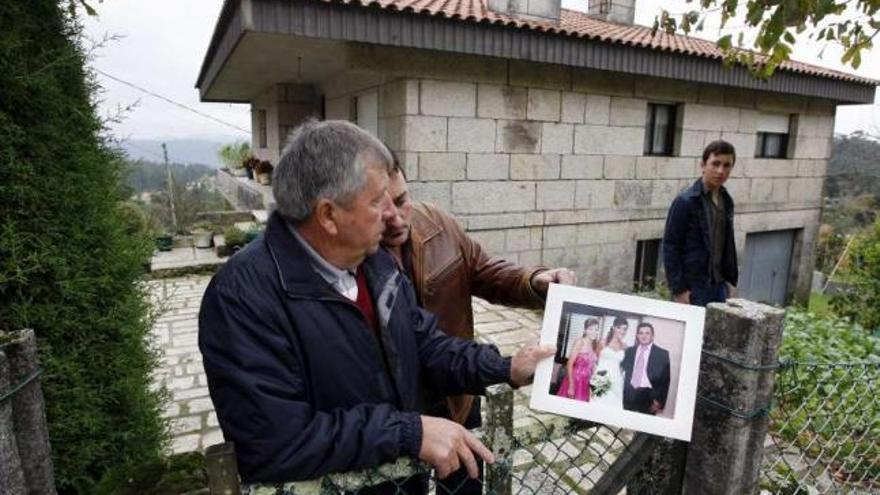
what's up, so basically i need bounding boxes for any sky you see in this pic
[83,0,880,143]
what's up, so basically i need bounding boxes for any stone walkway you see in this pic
[148,275,544,454]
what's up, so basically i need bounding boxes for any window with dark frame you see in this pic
[633,239,661,291]
[258,109,267,149]
[644,103,677,156]
[755,113,792,159]
[755,132,789,159]
[599,0,611,13]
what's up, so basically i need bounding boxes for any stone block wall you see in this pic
[259,49,834,302]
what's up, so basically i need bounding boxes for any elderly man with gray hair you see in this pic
[199,120,553,489]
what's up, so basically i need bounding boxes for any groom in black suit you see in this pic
[621,322,671,415]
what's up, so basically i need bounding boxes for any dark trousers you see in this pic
[435,397,483,495]
[689,282,728,307]
[623,385,654,414]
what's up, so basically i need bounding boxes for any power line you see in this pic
[94,68,251,134]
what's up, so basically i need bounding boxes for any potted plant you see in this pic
[254,160,273,185]
[190,221,215,249]
[242,157,260,181]
[223,226,247,255]
[155,233,174,252]
[218,141,252,177]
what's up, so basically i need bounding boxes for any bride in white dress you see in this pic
[593,318,629,408]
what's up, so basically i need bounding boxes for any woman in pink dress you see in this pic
[557,318,601,402]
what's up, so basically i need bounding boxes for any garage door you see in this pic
[740,229,796,305]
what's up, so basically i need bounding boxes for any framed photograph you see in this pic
[529,284,706,441]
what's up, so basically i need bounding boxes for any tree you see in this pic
[657,0,880,77]
[0,1,165,492]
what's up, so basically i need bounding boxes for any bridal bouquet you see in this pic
[590,371,612,398]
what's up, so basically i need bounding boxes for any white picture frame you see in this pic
[529,284,706,441]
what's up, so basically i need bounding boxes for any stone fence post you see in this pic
[484,383,514,495]
[683,299,785,494]
[1,328,56,494]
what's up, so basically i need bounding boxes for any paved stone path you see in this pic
[148,275,544,454]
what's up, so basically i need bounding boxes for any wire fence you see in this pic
[760,361,880,494]
[240,415,638,495]
[232,359,879,495]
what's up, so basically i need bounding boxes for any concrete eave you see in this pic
[196,0,878,104]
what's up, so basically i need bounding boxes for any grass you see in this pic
[808,292,833,317]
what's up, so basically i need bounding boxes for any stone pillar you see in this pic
[205,442,241,495]
[683,298,786,494]
[0,350,26,494]
[1,329,56,494]
[251,84,322,164]
[484,383,514,495]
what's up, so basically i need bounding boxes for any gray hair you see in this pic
[272,120,392,222]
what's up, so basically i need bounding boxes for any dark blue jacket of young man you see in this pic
[198,211,512,483]
[662,179,738,297]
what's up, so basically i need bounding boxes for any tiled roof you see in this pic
[322,0,877,85]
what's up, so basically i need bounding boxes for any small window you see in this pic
[599,0,611,13]
[644,103,677,156]
[633,239,661,291]
[258,110,267,149]
[755,113,791,159]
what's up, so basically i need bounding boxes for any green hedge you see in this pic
[0,2,166,492]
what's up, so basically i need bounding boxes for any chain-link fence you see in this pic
[761,361,880,494]
[240,416,640,495]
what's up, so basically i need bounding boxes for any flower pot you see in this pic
[230,167,247,177]
[155,235,173,252]
[256,172,271,185]
[245,167,254,180]
[193,231,213,249]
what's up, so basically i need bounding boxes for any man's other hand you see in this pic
[419,416,495,479]
[674,290,690,304]
[531,268,577,293]
[510,343,556,386]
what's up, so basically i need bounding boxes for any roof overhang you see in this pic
[197,0,877,104]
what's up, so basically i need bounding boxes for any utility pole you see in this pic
[162,143,179,234]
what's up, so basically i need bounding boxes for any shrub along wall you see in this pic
[0,1,166,492]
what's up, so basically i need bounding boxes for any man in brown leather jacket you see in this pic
[381,157,576,494]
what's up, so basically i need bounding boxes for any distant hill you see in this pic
[827,132,880,198]
[119,138,247,168]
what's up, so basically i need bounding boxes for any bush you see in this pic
[0,2,166,492]
[770,309,879,488]
[830,219,880,334]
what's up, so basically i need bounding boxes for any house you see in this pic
[197,0,878,304]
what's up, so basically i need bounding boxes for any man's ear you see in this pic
[314,199,340,236]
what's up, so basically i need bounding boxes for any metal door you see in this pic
[740,229,796,305]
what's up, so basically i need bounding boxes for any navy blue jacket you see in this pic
[198,212,511,483]
[662,179,738,296]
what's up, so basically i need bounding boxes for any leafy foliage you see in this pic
[781,308,879,361]
[0,1,166,492]
[827,132,880,199]
[769,309,879,488]
[656,1,880,77]
[218,141,252,170]
[830,219,880,333]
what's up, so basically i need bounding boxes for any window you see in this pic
[633,239,661,291]
[599,0,611,13]
[644,103,678,156]
[354,90,379,136]
[755,113,791,159]
[257,110,267,148]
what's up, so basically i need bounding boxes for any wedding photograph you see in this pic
[531,285,707,441]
